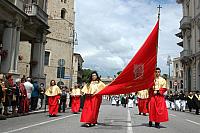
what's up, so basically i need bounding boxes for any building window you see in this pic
[64,0,67,3]
[61,0,63,2]
[44,51,50,66]
[57,67,65,78]
[176,64,178,68]
[61,8,66,19]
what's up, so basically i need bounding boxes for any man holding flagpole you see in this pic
[148,67,168,128]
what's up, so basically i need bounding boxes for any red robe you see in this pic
[80,81,106,124]
[80,95,102,124]
[138,98,149,113]
[71,96,81,113]
[92,95,102,124]
[19,83,29,113]
[80,95,95,123]
[48,95,60,115]
[148,88,168,122]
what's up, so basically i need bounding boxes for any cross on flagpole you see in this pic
[157,5,162,20]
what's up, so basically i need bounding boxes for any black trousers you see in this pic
[31,97,38,110]
[59,99,66,112]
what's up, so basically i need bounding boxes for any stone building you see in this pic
[44,0,75,88]
[176,0,200,92]
[72,53,84,87]
[169,57,184,92]
[0,0,49,84]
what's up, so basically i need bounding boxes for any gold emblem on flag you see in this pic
[134,64,144,80]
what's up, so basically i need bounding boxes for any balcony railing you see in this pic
[180,50,192,57]
[24,3,48,25]
[180,16,192,30]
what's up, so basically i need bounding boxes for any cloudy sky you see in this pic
[75,0,183,77]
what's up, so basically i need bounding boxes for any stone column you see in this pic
[0,22,13,73]
[9,26,17,73]
[13,26,21,72]
[30,35,46,83]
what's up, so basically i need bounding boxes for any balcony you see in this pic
[24,3,48,25]
[180,16,192,30]
[180,50,192,57]
[180,50,193,64]
[177,41,183,47]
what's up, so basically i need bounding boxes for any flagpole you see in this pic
[157,5,162,21]
[156,5,162,68]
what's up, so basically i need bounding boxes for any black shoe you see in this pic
[84,123,91,127]
[155,122,160,129]
[139,112,141,115]
[143,113,146,116]
[149,121,152,127]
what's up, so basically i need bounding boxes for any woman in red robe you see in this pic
[45,80,61,117]
[148,67,168,128]
[18,78,29,114]
[70,84,81,113]
[137,89,149,115]
[80,71,106,127]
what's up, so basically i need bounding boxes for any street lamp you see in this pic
[69,29,78,88]
[167,55,172,78]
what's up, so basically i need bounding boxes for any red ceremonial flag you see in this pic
[97,20,159,95]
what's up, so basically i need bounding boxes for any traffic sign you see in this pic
[63,75,71,79]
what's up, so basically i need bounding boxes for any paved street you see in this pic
[0,100,200,133]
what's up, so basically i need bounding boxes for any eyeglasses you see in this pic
[155,71,160,73]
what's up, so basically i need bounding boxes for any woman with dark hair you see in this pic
[80,71,106,127]
[45,80,61,117]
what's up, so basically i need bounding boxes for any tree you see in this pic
[82,69,93,83]
[117,71,122,75]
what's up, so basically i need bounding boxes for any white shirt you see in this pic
[24,81,34,99]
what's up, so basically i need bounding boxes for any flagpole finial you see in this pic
[157,5,162,20]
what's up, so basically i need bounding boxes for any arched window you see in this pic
[61,8,66,19]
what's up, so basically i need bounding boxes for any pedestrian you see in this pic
[3,74,15,115]
[31,81,39,110]
[70,84,81,113]
[186,91,194,112]
[24,77,34,111]
[174,91,180,111]
[148,67,168,128]
[45,80,61,117]
[127,94,134,108]
[169,92,175,110]
[137,89,149,116]
[38,83,45,109]
[18,78,28,114]
[179,90,186,112]
[0,77,4,116]
[59,87,67,113]
[192,91,200,115]
[80,71,106,127]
